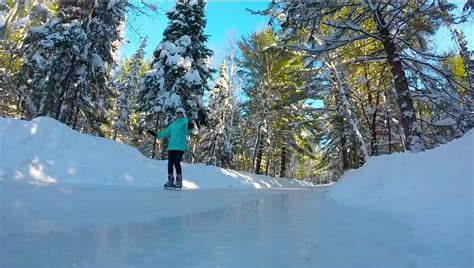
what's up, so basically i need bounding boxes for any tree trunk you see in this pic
[280,144,287,178]
[339,118,349,170]
[67,81,82,130]
[255,142,263,175]
[152,114,160,159]
[265,124,271,176]
[272,152,277,177]
[386,107,393,154]
[265,148,270,176]
[55,54,77,120]
[72,104,79,130]
[16,92,22,115]
[379,28,424,152]
[365,66,380,156]
[370,90,380,156]
[210,138,217,166]
[252,120,264,173]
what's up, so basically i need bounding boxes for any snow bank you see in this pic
[329,131,473,262]
[0,116,312,189]
[329,131,473,214]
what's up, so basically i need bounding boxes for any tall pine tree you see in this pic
[264,1,466,152]
[18,0,127,135]
[237,28,317,176]
[0,0,53,117]
[138,0,213,158]
[197,61,234,168]
[112,37,147,142]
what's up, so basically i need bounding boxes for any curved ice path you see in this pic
[1,182,470,267]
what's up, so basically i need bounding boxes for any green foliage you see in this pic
[236,28,321,178]
[442,54,468,94]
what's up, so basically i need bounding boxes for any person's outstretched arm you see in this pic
[146,129,157,137]
[157,124,171,139]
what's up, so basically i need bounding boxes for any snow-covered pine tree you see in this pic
[18,0,127,135]
[112,37,147,142]
[68,0,127,133]
[0,1,53,117]
[19,3,89,120]
[231,101,251,171]
[324,57,369,164]
[237,28,318,176]
[138,0,212,124]
[187,0,213,124]
[138,0,213,158]
[310,55,370,176]
[197,61,234,168]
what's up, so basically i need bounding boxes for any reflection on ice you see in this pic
[1,182,471,267]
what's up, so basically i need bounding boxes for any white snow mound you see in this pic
[0,116,313,189]
[329,130,473,215]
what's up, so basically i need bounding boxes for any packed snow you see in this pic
[0,116,312,189]
[0,116,472,267]
[330,130,473,266]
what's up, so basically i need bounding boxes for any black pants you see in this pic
[168,150,184,175]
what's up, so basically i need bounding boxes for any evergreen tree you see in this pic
[264,1,467,152]
[18,0,128,135]
[112,38,147,142]
[453,28,474,128]
[237,28,318,176]
[0,0,53,117]
[138,0,213,158]
[138,0,213,123]
[197,61,234,168]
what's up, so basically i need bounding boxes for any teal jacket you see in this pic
[157,117,191,151]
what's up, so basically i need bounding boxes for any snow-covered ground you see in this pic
[329,129,474,266]
[1,116,473,267]
[0,116,312,189]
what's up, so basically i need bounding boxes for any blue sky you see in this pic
[121,1,270,64]
[119,0,472,110]
[120,0,474,66]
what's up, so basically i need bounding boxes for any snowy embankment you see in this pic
[329,130,473,214]
[0,116,312,189]
[329,130,473,263]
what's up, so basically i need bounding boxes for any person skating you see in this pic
[147,107,193,189]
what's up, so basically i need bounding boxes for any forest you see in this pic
[1,0,472,183]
